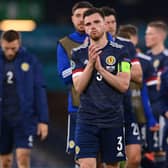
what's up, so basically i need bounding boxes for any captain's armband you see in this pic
[118,61,131,73]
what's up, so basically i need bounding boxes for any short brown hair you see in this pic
[1,30,21,42]
[100,6,117,18]
[118,24,138,38]
[83,8,104,20]
[147,21,168,35]
[72,1,93,15]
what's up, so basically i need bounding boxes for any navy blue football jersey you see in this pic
[145,49,168,103]
[115,37,140,123]
[72,40,130,128]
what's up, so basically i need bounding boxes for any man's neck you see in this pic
[90,33,108,49]
[150,43,165,55]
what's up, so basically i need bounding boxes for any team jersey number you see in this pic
[117,136,123,151]
[96,72,102,81]
[6,71,14,84]
[131,123,140,136]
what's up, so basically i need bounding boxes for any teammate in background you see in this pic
[57,1,93,167]
[0,30,49,168]
[118,24,159,131]
[117,25,161,167]
[160,67,168,168]
[145,20,168,168]
[72,8,131,168]
[101,6,142,168]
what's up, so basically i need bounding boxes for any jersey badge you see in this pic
[21,62,30,71]
[106,56,116,65]
[153,59,160,69]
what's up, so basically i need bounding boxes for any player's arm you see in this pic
[34,57,49,140]
[131,58,143,84]
[95,56,131,93]
[73,62,94,94]
[127,42,142,84]
[141,83,159,131]
[57,43,72,85]
[72,45,101,94]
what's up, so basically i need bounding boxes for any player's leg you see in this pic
[66,113,79,167]
[14,125,35,168]
[101,126,126,168]
[16,148,31,168]
[0,154,13,168]
[0,120,14,168]
[75,123,99,168]
[125,144,141,168]
[125,122,141,168]
[66,113,77,154]
[78,158,96,168]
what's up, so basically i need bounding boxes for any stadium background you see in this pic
[0,0,168,167]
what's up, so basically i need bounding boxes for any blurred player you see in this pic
[57,1,93,167]
[160,67,168,168]
[145,20,168,168]
[0,30,49,168]
[118,24,161,167]
[101,6,142,168]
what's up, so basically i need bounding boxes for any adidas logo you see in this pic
[116,151,124,157]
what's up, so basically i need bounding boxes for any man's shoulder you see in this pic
[20,47,38,62]
[72,42,88,53]
[115,37,134,48]
[136,52,151,61]
[108,40,124,50]
[116,36,130,43]
[59,32,82,44]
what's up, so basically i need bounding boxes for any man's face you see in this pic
[145,26,163,48]
[1,39,20,60]
[72,8,89,33]
[84,13,105,41]
[104,15,117,36]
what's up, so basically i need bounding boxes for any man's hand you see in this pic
[164,111,168,119]
[149,123,160,132]
[95,55,103,72]
[88,45,101,65]
[37,123,48,141]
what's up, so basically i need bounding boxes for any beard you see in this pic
[75,23,85,34]
[90,31,104,41]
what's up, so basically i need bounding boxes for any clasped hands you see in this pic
[88,44,102,71]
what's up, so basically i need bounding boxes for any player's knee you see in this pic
[79,159,96,168]
[16,153,30,167]
[127,155,141,167]
[1,157,13,168]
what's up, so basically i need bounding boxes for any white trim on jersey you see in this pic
[72,71,83,78]
[146,79,158,86]
[62,67,72,79]
[66,114,71,153]
[131,61,140,65]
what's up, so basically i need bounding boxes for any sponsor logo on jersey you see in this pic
[21,62,29,71]
[106,65,115,72]
[116,151,124,157]
[153,59,160,69]
[106,56,116,65]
